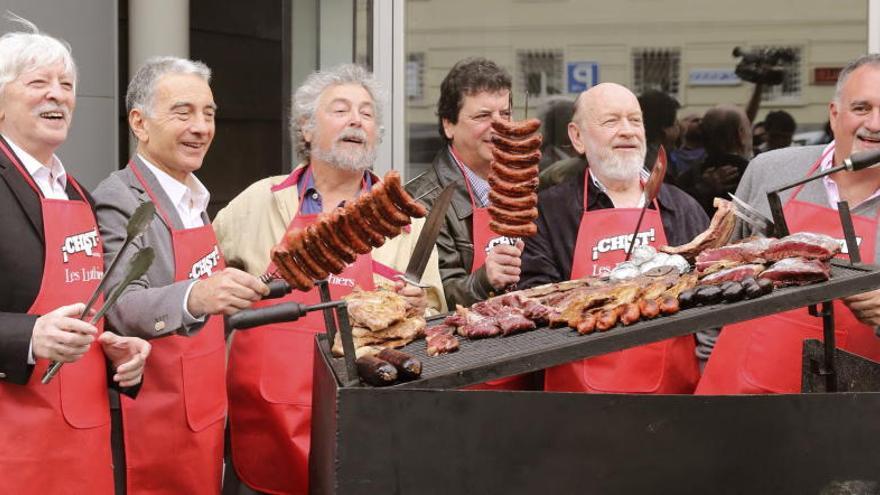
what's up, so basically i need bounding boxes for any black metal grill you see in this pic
[319,261,880,389]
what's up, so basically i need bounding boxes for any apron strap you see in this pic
[129,159,178,229]
[784,143,835,208]
[0,137,45,198]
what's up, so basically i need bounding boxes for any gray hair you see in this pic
[0,13,77,97]
[291,64,385,163]
[834,53,880,102]
[126,56,211,117]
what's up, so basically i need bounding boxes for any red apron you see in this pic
[544,171,700,393]
[450,150,532,391]
[697,145,880,394]
[227,166,376,495]
[122,162,227,494]
[0,141,113,493]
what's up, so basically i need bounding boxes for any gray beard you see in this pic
[311,142,377,172]
[586,149,645,182]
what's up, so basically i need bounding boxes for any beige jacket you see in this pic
[213,165,446,314]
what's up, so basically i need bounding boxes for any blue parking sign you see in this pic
[567,62,598,93]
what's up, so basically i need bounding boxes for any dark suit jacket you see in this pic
[0,135,92,384]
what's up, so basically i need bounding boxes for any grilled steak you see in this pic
[425,325,459,356]
[759,257,831,286]
[695,237,774,271]
[764,232,841,261]
[661,197,736,260]
[343,289,408,332]
[700,264,766,284]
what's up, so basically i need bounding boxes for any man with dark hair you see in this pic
[677,104,752,216]
[638,89,680,172]
[407,58,522,308]
[407,57,529,390]
[759,109,797,152]
[698,53,880,394]
[669,112,706,179]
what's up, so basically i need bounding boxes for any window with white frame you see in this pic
[632,48,681,97]
[518,49,564,98]
[759,45,802,102]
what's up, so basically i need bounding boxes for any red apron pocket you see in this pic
[259,327,319,405]
[181,344,228,432]
[742,310,848,394]
[59,347,111,429]
[582,340,668,393]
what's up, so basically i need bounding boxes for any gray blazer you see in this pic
[92,156,208,339]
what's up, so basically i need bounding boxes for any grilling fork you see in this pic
[728,193,775,236]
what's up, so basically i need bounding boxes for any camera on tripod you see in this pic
[732,46,796,85]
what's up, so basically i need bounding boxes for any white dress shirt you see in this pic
[3,135,68,200]
[138,155,211,322]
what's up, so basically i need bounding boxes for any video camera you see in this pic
[732,46,796,85]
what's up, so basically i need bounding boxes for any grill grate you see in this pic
[320,262,880,389]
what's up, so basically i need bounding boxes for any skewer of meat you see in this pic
[331,207,372,255]
[372,182,412,227]
[316,212,358,264]
[491,118,541,137]
[487,175,539,197]
[489,220,537,238]
[303,224,346,274]
[489,190,537,210]
[383,170,428,218]
[488,205,539,225]
[491,133,543,154]
[491,161,539,182]
[491,148,542,169]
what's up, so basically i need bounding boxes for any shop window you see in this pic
[632,48,681,96]
[518,49,564,98]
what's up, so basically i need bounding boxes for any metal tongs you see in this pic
[728,193,775,236]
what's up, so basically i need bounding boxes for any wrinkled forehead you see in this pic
[586,88,641,121]
[318,83,375,109]
[838,64,880,102]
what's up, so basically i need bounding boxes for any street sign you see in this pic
[567,61,599,93]
[688,69,741,86]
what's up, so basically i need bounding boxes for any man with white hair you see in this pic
[0,17,150,493]
[93,56,268,494]
[213,63,444,495]
[697,54,880,394]
[520,82,708,394]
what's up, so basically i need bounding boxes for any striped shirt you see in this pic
[448,146,490,207]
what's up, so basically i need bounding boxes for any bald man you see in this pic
[520,83,709,394]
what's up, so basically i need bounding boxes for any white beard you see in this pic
[585,144,645,182]
[311,128,377,172]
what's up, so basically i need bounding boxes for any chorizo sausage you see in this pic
[487,205,538,225]
[372,183,412,227]
[491,133,543,154]
[315,212,357,264]
[331,207,372,255]
[344,203,386,248]
[595,307,621,331]
[270,244,313,291]
[303,224,346,274]
[619,303,641,325]
[490,162,539,183]
[355,196,401,238]
[638,298,661,319]
[658,296,680,315]
[491,148,542,169]
[491,118,541,138]
[288,229,330,280]
[576,313,597,335]
[383,170,428,218]
[488,174,539,196]
[489,220,537,238]
[489,190,537,210]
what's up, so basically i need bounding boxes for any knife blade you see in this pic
[398,183,456,287]
[624,145,667,261]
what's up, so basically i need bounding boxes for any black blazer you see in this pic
[0,136,89,384]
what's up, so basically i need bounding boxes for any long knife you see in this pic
[42,247,156,384]
[397,182,457,288]
[624,145,667,261]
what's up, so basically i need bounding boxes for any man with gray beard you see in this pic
[520,83,708,394]
[213,64,444,495]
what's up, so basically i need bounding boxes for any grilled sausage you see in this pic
[488,205,539,225]
[491,162,539,183]
[489,190,537,210]
[355,196,401,238]
[270,244,313,291]
[332,207,372,255]
[638,298,661,319]
[491,118,541,138]
[303,224,345,274]
[488,175,539,196]
[619,303,641,325]
[356,355,398,386]
[491,148,542,168]
[658,295,680,315]
[576,313,597,335]
[287,229,329,280]
[344,203,386,248]
[595,307,621,331]
[491,133,543,154]
[316,212,357,264]
[372,183,412,227]
[377,348,422,381]
[489,220,537,238]
[384,170,428,218]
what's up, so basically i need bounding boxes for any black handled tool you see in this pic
[228,300,343,330]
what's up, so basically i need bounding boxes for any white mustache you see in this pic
[33,103,70,120]
[857,129,880,141]
[337,128,367,143]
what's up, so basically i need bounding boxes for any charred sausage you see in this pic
[384,170,428,218]
[315,212,357,264]
[619,303,641,325]
[356,355,398,386]
[491,148,542,168]
[491,133,543,154]
[355,196,401,238]
[489,190,537,210]
[491,118,541,138]
[489,220,537,238]
[638,298,661,319]
[490,162,539,183]
[488,205,539,225]
[344,203,386,248]
[287,229,329,280]
[270,244,313,291]
[488,175,539,196]
[372,183,412,227]
[332,207,372,255]
[303,224,346,274]
[576,313,597,335]
[377,348,422,381]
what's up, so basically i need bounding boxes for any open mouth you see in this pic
[39,111,65,120]
[857,134,880,145]
[340,136,365,144]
